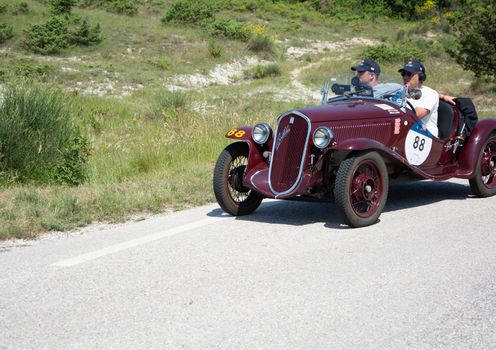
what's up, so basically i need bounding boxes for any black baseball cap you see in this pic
[399,60,426,75]
[351,59,381,75]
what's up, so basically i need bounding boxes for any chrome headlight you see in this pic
[313,126,334,149]
[252,123,272,145]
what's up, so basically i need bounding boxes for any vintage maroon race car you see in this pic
[213,84,496,227]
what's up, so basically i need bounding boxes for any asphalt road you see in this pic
[1,179,495,350]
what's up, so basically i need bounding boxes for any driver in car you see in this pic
[351,59,402,99]
[399,60,439,137]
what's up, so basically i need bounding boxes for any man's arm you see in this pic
[415,107,430,118]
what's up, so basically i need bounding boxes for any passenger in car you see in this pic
[351,59,402,99]
[399,60,439,137]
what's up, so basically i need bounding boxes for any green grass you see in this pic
[0,0,495,240]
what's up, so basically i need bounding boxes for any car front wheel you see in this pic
[334,151,389,228]
[213,142,263,216]
[469,135,496,197]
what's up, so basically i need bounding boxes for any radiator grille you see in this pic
[269,113,310,195]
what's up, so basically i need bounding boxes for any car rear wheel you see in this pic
[213,142,263,216]
[469,135,496,197]
[334,151,389,227]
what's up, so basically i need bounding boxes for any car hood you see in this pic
[295,99,403,122]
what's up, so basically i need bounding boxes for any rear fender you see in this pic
[225,126,252,140]
[456,119,496,178]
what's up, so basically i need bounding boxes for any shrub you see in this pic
[54,132,92,185]
[8,59,56,81]
[448,2,496,79]
[156,91,187,111]
[105,0,138,16]
[0,83,92,185]
[69,18,102,45]
[13,2,30,15]
[150,91,188,121]
[146,56,172,70]
[24,16,102,54]
[208,38,222,58]
[204,19,248,41]
[0,22,13,44]
[0,3,8,14]
[243,22,276,55]
[363,41,425,63]
[161,0,214,25]
[50,0,75,15]
[24,16,69,55]
[246,63,281,79]
[247,34,274,54]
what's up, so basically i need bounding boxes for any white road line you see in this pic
[51,217,227,267]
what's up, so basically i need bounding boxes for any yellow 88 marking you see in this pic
[227,128,246,138]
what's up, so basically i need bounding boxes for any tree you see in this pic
[50,0,76,15]
[448,2,496,79]
[24,16,69,55]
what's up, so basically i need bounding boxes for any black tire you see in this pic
[213,142,263,216]
[334,151,389,228]
[469,135,496,197]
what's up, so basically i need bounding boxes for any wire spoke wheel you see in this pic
[213,142,263,216]
[469,135,496,197]
[335,151,388,227]
[227,157,250,203]
[349,162,383,217]
[480,140,496,188]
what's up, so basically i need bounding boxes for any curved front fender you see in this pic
[331,138,410,167]
[225,126,252,140]
[456,119,496,178]
[332,138,404,162]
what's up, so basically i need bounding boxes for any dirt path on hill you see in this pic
[163,37,378,104]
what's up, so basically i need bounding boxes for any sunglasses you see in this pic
[401,71,414,77]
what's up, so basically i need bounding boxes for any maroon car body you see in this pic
[213,92,496,227]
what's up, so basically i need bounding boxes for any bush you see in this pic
[208,38,222,57]
[105,0,138,16]
[363,41,425,63]
[50,0,75,15]
[246,63,281,79]
[69,18,102,45]
[156,91,187,111]
[243,22,276,55]
[0,3,8,14]
[146,91,188,121]
[247,34,274,54]
[204,19,248,41]
[0,22,13,44]
[13,2,30,15]
[146,56,172,70]
[1,58,56,81]
[161,0,214,25]
[24,16,102,54]
[0,83,92,185]
[448,2,496,79]
[24,16,69,55]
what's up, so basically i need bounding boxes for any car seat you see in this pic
[437,100,455,139]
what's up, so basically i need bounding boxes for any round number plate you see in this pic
[405,122,433,166]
